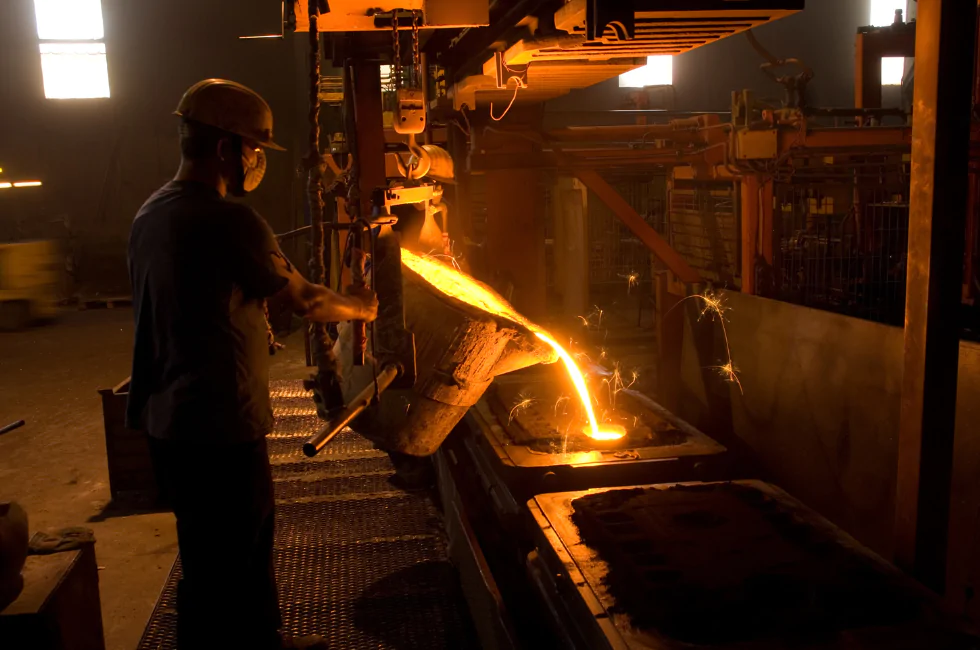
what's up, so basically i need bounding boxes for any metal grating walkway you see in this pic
[137,380,477,649]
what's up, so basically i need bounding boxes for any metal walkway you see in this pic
[138,381,476,649]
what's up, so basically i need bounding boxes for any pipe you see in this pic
[0,420,25,436]
[303,364,400,457]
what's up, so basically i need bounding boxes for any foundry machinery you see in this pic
[280,2,980,648]
[290,0,814,456]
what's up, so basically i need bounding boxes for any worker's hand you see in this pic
[345,285,379,322]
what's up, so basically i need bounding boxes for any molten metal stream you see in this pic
[401,249,626,441]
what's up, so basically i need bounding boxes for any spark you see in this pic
[423,251,461,271]
[713,362,744,394]
[509,392,535,424]
[696,290,728,320]
[573,351,593,364]
[668,289,743,396]
[401,249,624,441]
[632,415,639,428]
[535,331,625,440]
[592,306,604,328]
[618,271,640,294]
[578,306,606,331]
[554,395,570,417]
[599,348,608,361]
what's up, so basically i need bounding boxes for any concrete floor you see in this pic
[0,308,310,650]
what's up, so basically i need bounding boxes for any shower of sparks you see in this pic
[602,364,640,410]
[400,249,625,441]
[577,306,606,331]
[509,392,535,424]
[670,290,743,395]
[696,291,728,320]
[618,271,640,294]
[714,362,744,394]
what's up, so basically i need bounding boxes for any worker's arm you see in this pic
[270,250,378,323]
[233,207,377,323]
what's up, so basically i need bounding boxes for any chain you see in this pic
[306,0,335,376]
[307,0,324,288]
[411,9,421,88]
[392,12,402,90]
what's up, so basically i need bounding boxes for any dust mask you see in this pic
[242,147,266,193]
[227,140,266,197]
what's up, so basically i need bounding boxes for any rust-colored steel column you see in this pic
[895,0,977,593]
[347,62,386,365]
[739,176,773,295]
[484,138,548,318]
[351,62,387,217]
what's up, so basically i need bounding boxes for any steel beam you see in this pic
[573,168,702,285]
[895,0,977,593]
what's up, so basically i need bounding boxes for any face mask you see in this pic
[242,147,266,193]
[227,140,266,197]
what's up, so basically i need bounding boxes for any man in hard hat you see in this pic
[127,79,377,650]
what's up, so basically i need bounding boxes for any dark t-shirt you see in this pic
[126,181,289,443]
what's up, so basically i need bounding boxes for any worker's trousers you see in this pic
[149,436,281,650]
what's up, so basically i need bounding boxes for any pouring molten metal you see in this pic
[401,250,626,442]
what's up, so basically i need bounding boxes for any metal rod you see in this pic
[303,364,400,457]
[0,420,25,436]
[351,234,367,366]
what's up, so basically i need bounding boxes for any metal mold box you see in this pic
[527,481,980,649]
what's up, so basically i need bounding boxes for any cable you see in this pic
[490,75,527,122]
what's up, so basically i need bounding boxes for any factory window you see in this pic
[881,56,905,86]
[619,55,673,88]
[870,1,906,86]
[869,0,906,27]
[33,0,110,99]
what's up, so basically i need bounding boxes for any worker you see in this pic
[126,79,378,650]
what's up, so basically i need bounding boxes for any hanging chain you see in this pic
[411,9,421,88]
[392,12,402,91]
[308,0,325,288]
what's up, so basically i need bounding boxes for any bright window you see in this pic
[619,55,673,88]
[33,0,110,98]
[871,2,906,86]
[881,56,905,86]
[870,0,906,26]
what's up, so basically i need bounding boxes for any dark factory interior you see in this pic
[3,0,980,648]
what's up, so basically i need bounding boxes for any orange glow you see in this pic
[401,249,625,441]
[534,331,626,440]
[587,424,628,441]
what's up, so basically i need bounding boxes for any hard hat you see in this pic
[174,79,285,151]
